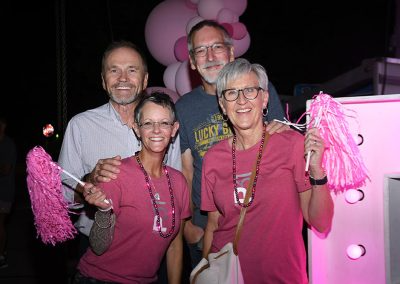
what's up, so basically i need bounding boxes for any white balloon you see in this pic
[197,0,224,20]
[175,60,202,95]
[163,62,181,92]
[186,16,205,34]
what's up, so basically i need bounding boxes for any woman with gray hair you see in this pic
[200,58,334,283]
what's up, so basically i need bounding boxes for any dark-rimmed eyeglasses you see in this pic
[221,87,263,102]
[191,42,229,58]
[138,121,174,130]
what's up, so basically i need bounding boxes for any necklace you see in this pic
[135,152,175,238]
[232,125,266,208]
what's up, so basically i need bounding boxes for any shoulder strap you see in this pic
[233,132,270,255]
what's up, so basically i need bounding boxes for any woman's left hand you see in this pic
[82,183,111,210]
[305,127,325,176]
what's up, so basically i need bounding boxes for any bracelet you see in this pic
[94,210,114,229]
[309,174,328,186]
[98,206,112,212]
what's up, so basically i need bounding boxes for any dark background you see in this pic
[4,0,397,162]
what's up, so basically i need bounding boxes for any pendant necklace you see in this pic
[148,176,160,201]
[135,152,176,238]
[232,125,266,208]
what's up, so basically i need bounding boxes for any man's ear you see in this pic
[101,74,106,90]
[143,72,149,89]
[229,46,235,62]
[189,56,196,70]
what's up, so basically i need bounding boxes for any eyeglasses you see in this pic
[138,121,174,130]
[221,87,263,102]
[191,42,229,58]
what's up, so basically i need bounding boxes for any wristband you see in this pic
[309,175,328,186]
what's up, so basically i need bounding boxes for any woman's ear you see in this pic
[132,122,140,139]
[262,90,269,110]
[171,121,179,138]
[218,97,227,115]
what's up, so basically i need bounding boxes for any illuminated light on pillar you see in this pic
[345,189,365,204]
[346,244,366,260]
[43,124,54,137]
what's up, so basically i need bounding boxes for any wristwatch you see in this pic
[309,175,328,186]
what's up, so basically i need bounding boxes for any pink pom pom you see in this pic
[308,93,370,193]
[26,146,77,245]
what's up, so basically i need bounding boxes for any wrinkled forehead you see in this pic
[192,26,225,46]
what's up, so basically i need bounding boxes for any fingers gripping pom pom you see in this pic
[26,146,77,245]
[307,92,370,193]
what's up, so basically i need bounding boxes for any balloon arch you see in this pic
[144,0,250,100]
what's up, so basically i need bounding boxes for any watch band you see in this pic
[309,175,328,186]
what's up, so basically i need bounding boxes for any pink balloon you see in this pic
[145,1,198,66]
[222,0,247,15]
[174,36,189,62]
[221,23,234,37]
[232,32,251,57]
[217,8,239,23]
[197,0,224,20]
[163,62,181,92]
[175,60,202,95]
[146,86,181,103]
[231,22,247,40]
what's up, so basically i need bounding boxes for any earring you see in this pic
[262,107,268,117]
[222,113,228,122]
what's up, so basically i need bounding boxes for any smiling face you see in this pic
[189,26,234,85]
[102,47,148,105]
[133,102,179,155]
[219,71,268,132]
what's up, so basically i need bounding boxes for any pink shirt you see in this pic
[202,131,311,284]
[79,157,190,283]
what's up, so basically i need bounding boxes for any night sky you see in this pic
[4,0,395,163]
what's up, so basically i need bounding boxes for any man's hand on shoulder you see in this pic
[89,155,122,184]
[265,120,291,134]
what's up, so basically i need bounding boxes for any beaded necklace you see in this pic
[232,125,266,208]
[135,152,175,238]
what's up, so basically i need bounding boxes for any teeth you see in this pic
[150,137,163,141]
[237,109,250,113]
[117,86,130,89]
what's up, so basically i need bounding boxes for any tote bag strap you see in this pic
[233,131,270,255]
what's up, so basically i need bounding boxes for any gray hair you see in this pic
[216,58,269,98]
[187,20,233,61]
